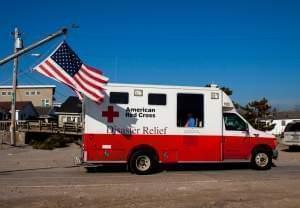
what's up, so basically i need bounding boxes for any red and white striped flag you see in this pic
[34,41,108,103]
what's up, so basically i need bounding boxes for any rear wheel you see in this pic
[288,146,300,151]
[129,151,158,175]
[251,149,272,170]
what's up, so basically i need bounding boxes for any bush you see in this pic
[31,134,74,150]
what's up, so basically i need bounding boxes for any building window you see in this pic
[25,91,40,96]
[1,91,7,96]
[148,93,166,105]
[42,99,50,106]
[7,91,12,96]
[177,93,204,128]
[109,92,129,104]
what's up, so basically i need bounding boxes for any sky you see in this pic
[1,0,300,110]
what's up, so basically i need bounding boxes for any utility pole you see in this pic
[0,28,67,66]
[10,27,23,146]
[0,27,67,145]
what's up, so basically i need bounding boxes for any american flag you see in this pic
[34,41,108,103]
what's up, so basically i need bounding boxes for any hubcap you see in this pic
[255,153,269,167]
[136,155,151,172]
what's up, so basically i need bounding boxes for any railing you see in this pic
[0,121,10,131]
[0,120,82,135]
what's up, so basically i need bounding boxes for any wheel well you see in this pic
[127,144,159,162]
[251,144,272,156]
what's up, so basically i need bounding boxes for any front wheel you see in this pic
[251,149,272,170]
[129,151,158,175]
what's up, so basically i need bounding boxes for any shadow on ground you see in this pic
[281,146,300,152]
[85,162,255,174]
[0,165,79,175]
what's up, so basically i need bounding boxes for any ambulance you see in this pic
[82,83,278,174]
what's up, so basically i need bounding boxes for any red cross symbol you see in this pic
[102,106,119,123]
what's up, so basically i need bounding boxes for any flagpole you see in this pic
[81,94,85,135]
[0,28,67,66]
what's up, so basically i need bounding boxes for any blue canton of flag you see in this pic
[51,43,82,77]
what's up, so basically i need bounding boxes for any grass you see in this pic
[30,134,74,150]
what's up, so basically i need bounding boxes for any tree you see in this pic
[240,98,275,131]
[220,87,233,96]
[205,84,233,96]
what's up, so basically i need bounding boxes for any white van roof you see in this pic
[107,82,235,111]
[107,83,221,91]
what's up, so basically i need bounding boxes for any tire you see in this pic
[288,146,299,152]
[251,149,272,170]
[129,150,158,175]
[85,166,98,173]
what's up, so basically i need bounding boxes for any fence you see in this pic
[0,120,82,135]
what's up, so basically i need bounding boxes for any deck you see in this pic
[0,120,82,135]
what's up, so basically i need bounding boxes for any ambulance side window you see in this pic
[177,93,204,128]
[110,92,129,104]
[223,113,247,131]
[148,93,166,105]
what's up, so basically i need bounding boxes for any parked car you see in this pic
[282,121,300,150]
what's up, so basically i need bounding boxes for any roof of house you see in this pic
[0,101,35,112]
[35,106,55,118]
[0,85,56,89]
[56,96,82,113]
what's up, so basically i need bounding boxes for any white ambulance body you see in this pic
[82,83,278,174]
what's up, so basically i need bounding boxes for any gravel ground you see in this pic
[0,143,300,208]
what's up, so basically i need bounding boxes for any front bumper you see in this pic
[281,140,300,146]
[272,149,279,160]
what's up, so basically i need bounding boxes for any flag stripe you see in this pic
[82,65,109,83]
[85,65,103,74]
[38,64,74,89]
[35,65,65,85]
[77,70,105,90]
[74,83,99,102]
[69,86,83,101]
[74,74,104,98]
[73,75,103,101]
[36,65,54,79]
[80,68,107,86]
[45,60,75,87]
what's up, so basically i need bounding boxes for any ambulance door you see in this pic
[177,93,219,161]
[222,112,250,160]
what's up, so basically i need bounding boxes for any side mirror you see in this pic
[245,124,250,135]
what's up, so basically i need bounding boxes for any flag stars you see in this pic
[51,43,82,77]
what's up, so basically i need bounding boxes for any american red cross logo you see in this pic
[102,106,119,123]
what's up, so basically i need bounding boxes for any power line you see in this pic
[0,68,32,85]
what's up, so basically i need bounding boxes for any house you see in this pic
[35,106,57,123]
[0,101,38,121]
[55,96,82,127]
[0,85,56,107]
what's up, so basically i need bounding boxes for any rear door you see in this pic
[222,113,251,160]
[284,122,300,144]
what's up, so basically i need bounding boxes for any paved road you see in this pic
[0,144,300,208]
